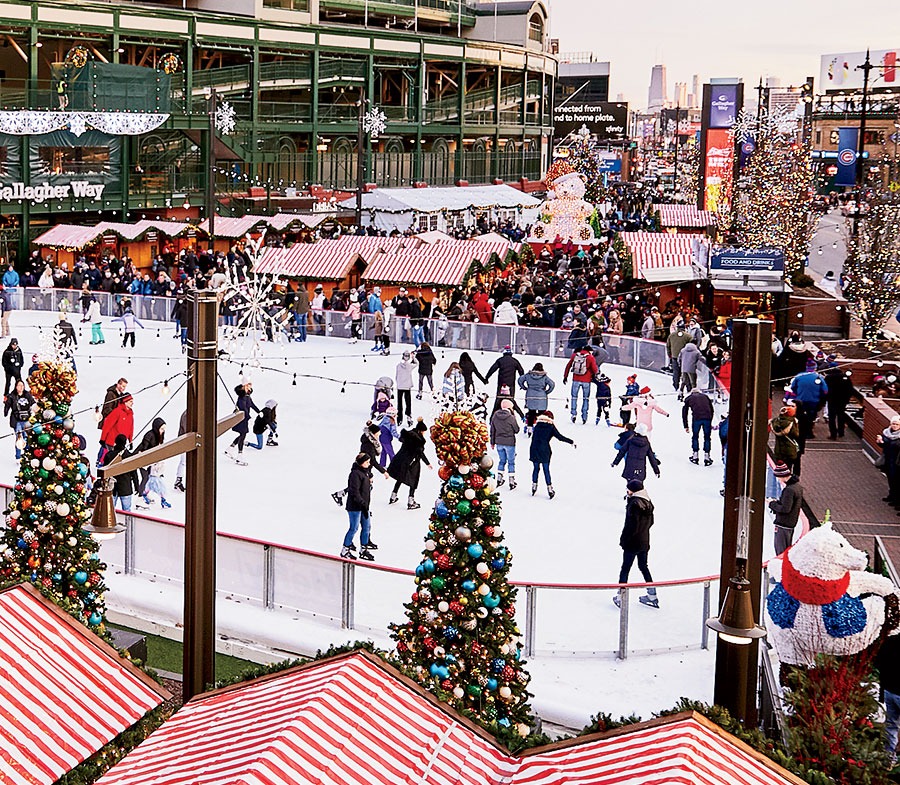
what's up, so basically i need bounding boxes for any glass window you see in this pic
[429,214,439,231]
[528,14,543,43]
[262,0,309,10]
[39,146,110,176]
[418,214,429,231]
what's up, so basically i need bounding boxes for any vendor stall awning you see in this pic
[711,277,792,294]
[255,236,409,280]
[657,204,717,229]
[199,213,338,238]
[98,651,801,785]
[34,220,200,250]
[362,240,511,287]
[0,584,169,785]
[619,231,706,282]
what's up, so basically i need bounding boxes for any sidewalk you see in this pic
[792,425,900,572]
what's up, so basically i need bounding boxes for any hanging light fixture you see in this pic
[706,572,767,645]
[83,484,125,541]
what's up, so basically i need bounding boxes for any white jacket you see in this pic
[493,301,519,325]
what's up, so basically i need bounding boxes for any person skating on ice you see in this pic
[682,387,715,466]
[225,382,259,465]
[414,341,436,399]
[518,362,555,436]
[619,374,639,426]
[387,418,432,509]
[529,410,575,499]
[621,386,669,434]
[395,351,416,426]
[490,398,520,489]
[485,346,525,413]
[563,344,598,424]
[332,422,389,506]
[611,422,660,485]
[614,479,659,609]
[594,373,612,425]
[340,453,378,561]
[112,300,144,349]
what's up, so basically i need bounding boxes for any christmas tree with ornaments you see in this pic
[389,409,535,741]
[0,361,107,631]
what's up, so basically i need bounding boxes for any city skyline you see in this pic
[548,0,897,107]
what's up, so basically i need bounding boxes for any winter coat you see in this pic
[790,371,828,408]
[294,287,310,315]
[493,301,519,325]
[620,490,655,552]
[396,359,417,390]
[529,416,573,463]
[253,403,277,435]
[471,292,493,323]
[459,354,486,389]
[678,342,702,374]
[716,360,732,392]
[594,379,612,406]
[485,354,525,394]
[770,413,800,461]
[769,476,803,529]
[137,417,165,453]
[2,343,23,374]
[104,445,139,498]
[345,462,373,514]
[113,310,144,332]
[681,391,714,427]
[232,390,259,435]
[442,370,466,403]
[703,346,723,375]
[666,330,691,362]
[490,408,520,447]
[612,433,660,482]
[100,384,126,425]
[359,429,381,464]
[5,389,33,427]
[641,316,655,341]
[622,396,668,433]
[881,427,900,474]
[100,402,134,445]
[388,428,430,487]
[85,300,102,323]
[824,368,853,409]
[563,350,598,384]
[415,345,436,376]
[518,370,555,410]
[379,418,399,447]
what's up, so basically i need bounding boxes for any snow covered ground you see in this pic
[0,309,775,727]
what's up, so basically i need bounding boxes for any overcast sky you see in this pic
[546,0,898,107]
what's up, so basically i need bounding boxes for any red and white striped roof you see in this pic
[99,652,799,785]
[363,240,510,287]
[657,204,717,229]
[198,215,268,239]
[0,584,169,785]
[34,220,199,249]
[255,236,410,280]
[618,232,702,281]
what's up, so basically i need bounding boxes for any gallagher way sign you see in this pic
[710,247,785,274]
[0,181,106,203]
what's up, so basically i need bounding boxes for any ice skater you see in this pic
[621,387,669,434]
[225,382,259,465]
[387,418,432,509]
[414,341,436,399]
[340,453,378,561]
[611,423,661,485]
[618,374,639,427]
[395,351,416,426]
[594,373,612,425]
[490,398,520,489]
[82,295,104,344]
[113,301,145,349]
[563,345,598,424]
[614,479,659,609]
[529,410,575,499]
[378,407,400,468]
[682,387,715,466]
[249,399,278,449]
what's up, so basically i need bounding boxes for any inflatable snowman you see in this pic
[766,522,899,669]
[529,160,596,244]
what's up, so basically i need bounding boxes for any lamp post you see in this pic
[856,50,874,190]
[672,104,681,197]
[707,317,771,725]
[89,290,242,700]
[206,88,217,252]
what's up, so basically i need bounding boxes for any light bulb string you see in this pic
[130,376,189,447]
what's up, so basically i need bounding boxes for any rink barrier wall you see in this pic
[1,483,721,659]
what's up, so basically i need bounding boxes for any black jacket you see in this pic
[459,353,486,386]
[876,633,900,695]
[2,344,23,374]
[103,444,140,497]
[485,354,525,394]
[620,491,655,552]
[137,417,165,453]
[388,428,430,487]
[345,462,372,513]
[824,368,854,409]
[414,345,436,376]
[359,430,380,465]
[769,476,803,529]
[4,389,34,427]
[681,391,715,428]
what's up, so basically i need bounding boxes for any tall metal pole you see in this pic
[183,290,219,701]
[356,92,366,230]
[207,88,217,252]
[672,104,680,196]
[756,77,764,124]
[856,50,873,190]
[714,318,771,725]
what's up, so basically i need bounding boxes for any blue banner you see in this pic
[710,247,785,274]
[709,85,738,128]
[835,127,858,187]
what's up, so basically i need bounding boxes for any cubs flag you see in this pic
[835,127,858,186]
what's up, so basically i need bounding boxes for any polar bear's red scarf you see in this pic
[781,549,851,605]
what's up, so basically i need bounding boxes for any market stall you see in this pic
[656,204,717,232]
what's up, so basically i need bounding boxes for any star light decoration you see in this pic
[730,106,799,145]
[219,230,289,366]
[362,106,387,141]
[215,100,237,136]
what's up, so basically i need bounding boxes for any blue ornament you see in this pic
[467,543,484,559]
[30,572,38,581]
[52,573,62,583]
[483,593,501,608]
[497,547,508,556]
[63,482,70,489]
[448,475,465,490]
[436,665,450,680]
[35,489,44,498]
[74,571,88,585]
[88,613,102,626]
[89,553,99,561]
[78,464,88,477]
[415,564,427,578]
[423,558,435,574]
[28,513,36,520]
[514,647,521,660]
[486,678,498,691]
[17,539,26,549]
[53,415,63,424]
[491,558,506,570]
[445,653,456,663]
[499,718,511,728]
[429,663,441,677]
[32,424,43,435]
[491,658,505,674]
[462,580,476,593]
[435,501,449,518]
[443,625,459,641]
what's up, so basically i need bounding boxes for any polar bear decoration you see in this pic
[766,522,899,669]
[528,160,596,244]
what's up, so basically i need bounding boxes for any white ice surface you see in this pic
[1,310,774,728]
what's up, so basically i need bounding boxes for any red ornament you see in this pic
[33,449,44,459]
[41,577,52,587]
[441,679,453,691]
[20,498,31,510]
[469,474,485,489]
[29,540,39,550]
[438,465,453,481]
[470,642,482,655]
[54,430,63,439]
[417,625,428,634]
[506,604,516,616]
[411,592,419,602]
[484,526,495,537]
[74,484,84,494]
[449,601,464,615]
[67,590,78,598]
[471,499,480,507]
[89,572,100,585]
[423,637,436,650]
[502,665,516,681]
[436,554,451,570]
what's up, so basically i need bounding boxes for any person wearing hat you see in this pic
[387,418,432,509]
[341,453,378,561]
[99,393,135,465]
[620,374,640,426]
[615,479,658,609]
[2,337,23,397]
[790,360,828,440]
[528,410,575,499]
[311,284,328,334]
[770,401,801,476]
[611,422,661,484]
[622,385,669,434]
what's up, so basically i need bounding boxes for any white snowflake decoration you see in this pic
[730,106,800,144]
[67,114,86,138]
[215,100,237,136]
[362,106,387,140]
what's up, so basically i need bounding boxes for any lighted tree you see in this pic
[843,197,900,349]
[559,134,604,204]
[732,111,815,277]
[0,361,107,631]
[677,141,701,205]
[389,409,534,741]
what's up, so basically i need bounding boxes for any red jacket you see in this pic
[563,350,598,383]
[471,292,493,324]
[716,360,732,392]
[100,403,134,445]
